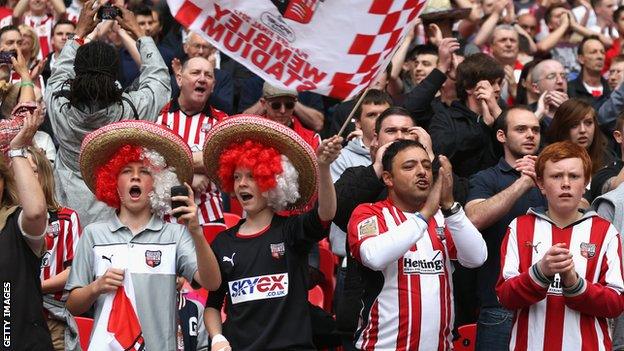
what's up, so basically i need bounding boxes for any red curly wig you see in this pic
[94,144,144,208]
[217,140,283,193]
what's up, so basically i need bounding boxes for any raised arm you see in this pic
[536,13,570,53]
[115,7,171,120]
[317,135,343,221]
[11,106,48,254]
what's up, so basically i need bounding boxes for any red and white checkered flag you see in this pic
[168,0,426,100]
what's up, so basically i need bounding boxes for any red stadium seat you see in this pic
[308,285,325,308]
[453,323,477,351]
[74,316,94,350]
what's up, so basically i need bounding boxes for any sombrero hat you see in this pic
[203,115,319,210]
[79,120,193,194]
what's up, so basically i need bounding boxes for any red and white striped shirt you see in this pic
[0,7,12,28]
[497,209,624,351]
[24,14,54,59]
[41,207,82,302]
[348,199,486,351]
[158,100,228,224]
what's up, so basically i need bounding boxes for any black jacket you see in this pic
[429,100,503,178]
[567,73,611,110]
[398,68,447,130]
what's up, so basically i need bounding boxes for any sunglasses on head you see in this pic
[270,101,296,110]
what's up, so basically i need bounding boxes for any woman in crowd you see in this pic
[547,98,612,177]
[26,146,81,351]
[0,105,54,350]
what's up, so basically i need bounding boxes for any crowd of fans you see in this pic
[4,0,624,349]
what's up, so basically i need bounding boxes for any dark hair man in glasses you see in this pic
[261,82,320,150]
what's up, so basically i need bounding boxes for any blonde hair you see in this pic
[26,146,60,211]
[18,24,40,62]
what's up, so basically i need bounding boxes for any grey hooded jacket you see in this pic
[44,37,171,226]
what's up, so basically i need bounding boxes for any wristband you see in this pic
[211,334,227,345]
[17,81,34,87]
[70,34,85,46]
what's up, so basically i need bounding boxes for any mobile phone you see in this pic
[0,51,16,65]
[97,4,122,20]
[171,185,189,218]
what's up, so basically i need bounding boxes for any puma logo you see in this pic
[524,241,541,253]
[222,253,235,266]
[101,255,113,263]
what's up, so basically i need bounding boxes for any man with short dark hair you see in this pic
[119,4,175,88]
[348,140,486,350]
[0,24,22,52]
[465,106,547,350]
[430,53,505,178]
[42,19,75,84]
[568,36,611,108]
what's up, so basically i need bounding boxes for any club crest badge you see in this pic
[41,251,51,268]
[580,242,596,259]
[357,216,379,240]
[435,226,446,241]
[270,242,286,259]
[47,222,60,238]
[145,250,162,267]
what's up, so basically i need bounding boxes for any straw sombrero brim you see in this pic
[203,115,319,210]
[80,120,193,194]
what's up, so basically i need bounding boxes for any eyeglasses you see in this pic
[539,72,567,81]
[270,101,296,110]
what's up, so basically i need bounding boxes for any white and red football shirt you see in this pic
[348,199,458,351]
[0,7,12,28]
[497,209,624,351]
[40,207,81,302]
[24,14,54,59]
[158,100,227,224]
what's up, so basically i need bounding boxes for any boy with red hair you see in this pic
[496,140,624,350]
[201,116,342,351]
[66,121,221,350]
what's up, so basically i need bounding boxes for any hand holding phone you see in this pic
[0,51,17,65]
[97,4,122,20]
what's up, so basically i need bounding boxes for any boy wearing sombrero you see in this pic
[65,121,221,350]
[202,116,342,351]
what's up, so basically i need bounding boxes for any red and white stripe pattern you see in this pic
[24,14,54,59]
[41,207,81,302]
[349,200,456,350]
[497,213,624,351]
[158,103,227,224]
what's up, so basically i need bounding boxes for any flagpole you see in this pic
[337,86,371,137]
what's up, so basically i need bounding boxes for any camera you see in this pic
[97,4,122,20]
[0,51,17,65]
